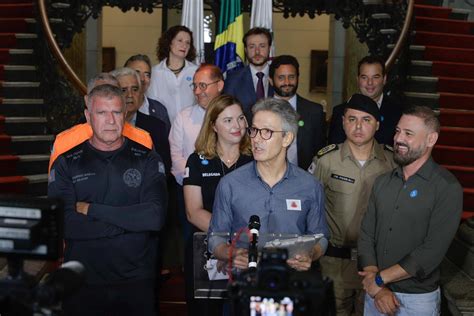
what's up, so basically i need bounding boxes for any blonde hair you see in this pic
[195,95,252,158]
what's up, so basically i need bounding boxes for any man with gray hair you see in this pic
[48,84,167,315]
[208,98,329,271]
[111,67,171,173]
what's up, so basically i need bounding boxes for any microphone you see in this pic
[248,215,260,271]
[36,261,86,306]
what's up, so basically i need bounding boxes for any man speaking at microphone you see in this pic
[208,98,329,271]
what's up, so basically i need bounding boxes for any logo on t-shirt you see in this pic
[286,199,302,211]
[123,168,142,188]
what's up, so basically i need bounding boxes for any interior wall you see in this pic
[102,7,163,67]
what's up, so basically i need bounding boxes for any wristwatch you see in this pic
[375,272,385,287]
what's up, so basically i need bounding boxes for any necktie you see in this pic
[256,72,265,100]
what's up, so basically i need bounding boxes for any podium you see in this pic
[192,232,324,299]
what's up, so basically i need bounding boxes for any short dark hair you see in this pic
[358,55,386,76]
[124,54,152,69]
[243,27,272,47]
[402,106,440,133]
[195,63,224,81]
[269,55,300,79]
[156,25,196,62]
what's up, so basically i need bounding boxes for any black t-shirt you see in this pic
[183,152,253,214]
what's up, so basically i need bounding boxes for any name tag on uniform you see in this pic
[286,199,301,211]
[331,173,355,184]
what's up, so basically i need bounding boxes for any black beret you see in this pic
[345,93,381,121]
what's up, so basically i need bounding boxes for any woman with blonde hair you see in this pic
[183,94,252,315]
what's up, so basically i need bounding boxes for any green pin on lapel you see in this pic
[298,120,304,127]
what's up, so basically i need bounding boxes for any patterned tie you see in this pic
[256,72,265,100]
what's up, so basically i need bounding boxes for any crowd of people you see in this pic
[47,25,463,316]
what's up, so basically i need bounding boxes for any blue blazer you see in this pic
[224,66,274,117]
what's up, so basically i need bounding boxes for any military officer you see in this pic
[309,93,396,316]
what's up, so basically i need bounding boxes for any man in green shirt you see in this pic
[358,106,463,315]
[310,93,396,315]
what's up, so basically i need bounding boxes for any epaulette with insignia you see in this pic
[384,144,394,152]
[317,144,338,158]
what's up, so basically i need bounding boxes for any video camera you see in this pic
[228,248,335,316]
[0,195,85,316]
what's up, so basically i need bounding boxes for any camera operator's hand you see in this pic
[287,254,312,271]
[232,248,249,270]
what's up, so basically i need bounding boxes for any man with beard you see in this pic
[111,67,171,174]
[358,106,463,315]
[310,94,396,316]
[269,55,326,169]
[328,56,403,146]
[223,27,274,118]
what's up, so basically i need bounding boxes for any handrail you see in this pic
[385,0,414,72]
[37,0,87,95]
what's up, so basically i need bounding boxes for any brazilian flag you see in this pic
[214,0,244,76]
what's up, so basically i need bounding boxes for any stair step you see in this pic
[437,76,474,94]
[405,91,439,108]
[0,81,40,98]
[414,4,452,19]
[439,109,474,128]
[0,3,34,18]
[25,173,48,196]
[0,48,34,65]
[464,188,474,212]
[0,33,37,49]
[0,65,38,81]
[414,31,474,49]
[0,153,49,176]
[0,175,28,194]
[434,145,474,167]
[443,165,474,188]
[10,134,53,155]
[414,0,443,6]
[439,92,474,110]
[410,45,474,64]
[438,127,474,147]
[0,98,44,116]
[415,16,474,35]
[4,116,48,135]
[406,75,438,93]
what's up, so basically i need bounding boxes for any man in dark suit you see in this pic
[269,55,326,170]
[328,56,403,146]
[125,54,171,133]
[223,27,274,118]
[111,67,171,174]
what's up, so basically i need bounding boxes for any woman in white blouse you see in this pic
[147,25,199,123]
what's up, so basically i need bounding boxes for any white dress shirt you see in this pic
[146,58,198,123]
[138,96,150,115]
[168,104,206,185]
[249,63,270,97]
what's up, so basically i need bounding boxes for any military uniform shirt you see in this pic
[311,141,396,247]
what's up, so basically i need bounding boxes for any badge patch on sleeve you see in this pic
[183,167,189,178]
[331,173,355,184]
[286,199,302,211]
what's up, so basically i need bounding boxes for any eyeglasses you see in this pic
[247,127,286,140]
[190,80,220,91]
